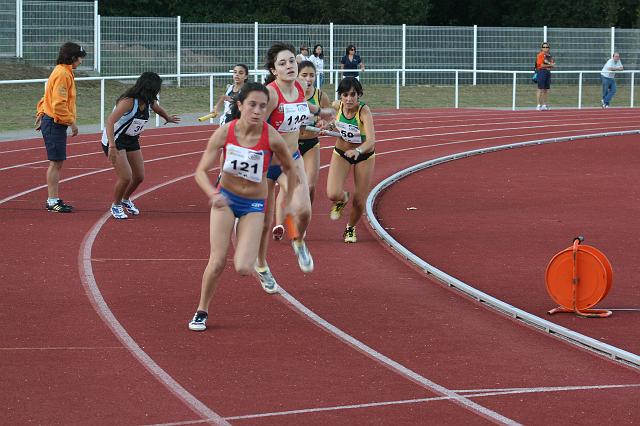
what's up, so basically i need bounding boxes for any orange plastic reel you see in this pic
[545,237,612,317]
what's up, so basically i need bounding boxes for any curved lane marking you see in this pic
[78,173,230,425]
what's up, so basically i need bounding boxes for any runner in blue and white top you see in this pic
[102,72,180,219]
[211,64,248,126]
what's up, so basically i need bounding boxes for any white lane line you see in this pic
[0,151,201,205]
[3,118,634,172]
[92,258,209,262]
[276,288,520,425]
[0,346,125,351]
[3,119,627,425]
[78,171,229,426]
[73,149,517,425]
[457,383,640,396]
[0,138,206,171]
[145,383,640,425]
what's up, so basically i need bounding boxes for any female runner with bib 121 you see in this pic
[101,72,180,219]
[188,82,297,331]
[326,77,376,243]
[254,42,335,294]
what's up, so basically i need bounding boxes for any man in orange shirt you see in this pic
[535,42,555,111]
[35,42,86,213]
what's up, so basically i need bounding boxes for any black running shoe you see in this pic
[46,199,73,213]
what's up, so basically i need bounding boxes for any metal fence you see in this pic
[1,0,639,86]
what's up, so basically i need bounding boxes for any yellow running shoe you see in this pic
[329,191,349,220]
[343,226,357,243]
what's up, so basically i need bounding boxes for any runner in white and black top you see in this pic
[211,64,249,126]
[101,72,180,219]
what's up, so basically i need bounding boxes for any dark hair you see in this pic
[313,44,324,59]
[298,60,316,73]
[228,82,270,121]
[117,72,163,105]
[541,42,550,48]
[56,42,86,65]
[345,44,356,55]
[234,63,249,82]
[337,77,363,97]
[264,42,296,84]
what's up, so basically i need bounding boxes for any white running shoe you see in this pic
[188,311,208,331]
[255,266,279,294]
[121,199,140,215]
[292,240,314,273]
[111,204,128,220]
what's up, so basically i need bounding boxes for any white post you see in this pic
[512,72,516,111]
[455,71,459,108]
[96,14,101,73]
[396,71,400,109]
[254,22,259,82]
[543,25,547,42]
[610,27,615,57]
[100,78,105,130]
[16,0,22,57]
[473,25,477,86]
[631,72,635,108]
[334,71,339,101]
[578,72,582,109]
[329,22,334,85]
[93,0,98,72]
[209,74,214,123]
[176,16,181,87]
[402,24,406,86]
[156,93,160,127]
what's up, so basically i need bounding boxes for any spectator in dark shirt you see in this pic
[340,44,364,79]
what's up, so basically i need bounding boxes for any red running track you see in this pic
[1,108,639,425]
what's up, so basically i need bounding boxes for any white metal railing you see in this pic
[4,0,633,87]
[1,68,635,131]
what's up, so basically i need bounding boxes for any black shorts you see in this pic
[101,134,141,156]
[298,137,319,157]
[41,115,68,161]
[537,69,551,90]
[333,147,374,165]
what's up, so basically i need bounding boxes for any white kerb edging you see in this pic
[365,130,640,369]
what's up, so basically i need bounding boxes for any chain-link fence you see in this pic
[22,0,95,68]
[1,0,638,87]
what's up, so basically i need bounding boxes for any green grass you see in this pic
[1,63,635,132]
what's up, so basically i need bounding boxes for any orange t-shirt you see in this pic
[536,52,554,70]
[36,64,77,126]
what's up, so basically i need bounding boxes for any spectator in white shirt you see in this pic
[309,44,325,88]
[601,52,623,108]
[296,45,309,64]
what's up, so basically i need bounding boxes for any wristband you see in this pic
[355,147,363,155]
